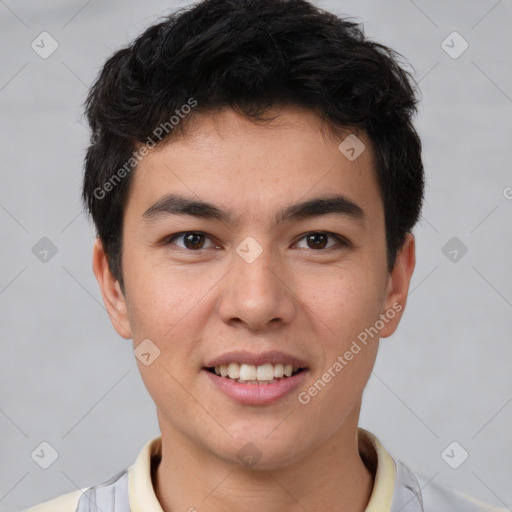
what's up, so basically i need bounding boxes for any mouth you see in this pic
[204,363,306,385]
[202,351,309,404]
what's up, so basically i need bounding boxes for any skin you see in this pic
[93,107,415,512]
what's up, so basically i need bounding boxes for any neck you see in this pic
[153,413,375,512]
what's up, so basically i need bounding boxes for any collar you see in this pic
[358,428,397,511]
[127,428,398,512]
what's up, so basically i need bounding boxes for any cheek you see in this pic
[297,335,379,443]
[123,252,203,336]
[123,256,224,379]
[299,262,386,341]
[304,259,385,411]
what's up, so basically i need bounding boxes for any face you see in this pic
[94,107,415,470]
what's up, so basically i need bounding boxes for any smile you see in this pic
[207,363,303,384]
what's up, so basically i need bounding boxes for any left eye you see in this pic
[294,232,345,250]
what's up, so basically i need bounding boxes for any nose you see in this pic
[217,240,296,332]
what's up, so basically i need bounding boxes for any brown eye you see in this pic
[183,233,205,250]
[166,232,217,250]
[306,233,328,249]
[295,232,346,250]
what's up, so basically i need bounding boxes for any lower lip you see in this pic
[203,369,308,405]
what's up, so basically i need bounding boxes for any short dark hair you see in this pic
[83,0,424,289]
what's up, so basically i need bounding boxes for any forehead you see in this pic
[125,107,383,228]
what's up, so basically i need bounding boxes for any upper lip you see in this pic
[204,350,309,369]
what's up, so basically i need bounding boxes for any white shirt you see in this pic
[23,428,506,512]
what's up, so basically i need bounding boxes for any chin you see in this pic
[215,429,310,471]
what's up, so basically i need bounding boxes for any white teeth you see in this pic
[239,363,257,381]
[228,363,240,379]
[256,363,274,381]
[273,363,284,378]
[214,362,301,382]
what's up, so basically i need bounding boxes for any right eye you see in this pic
[164,231,220,251]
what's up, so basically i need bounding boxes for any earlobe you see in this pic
[92,238,133,339]
[379,233,416,339]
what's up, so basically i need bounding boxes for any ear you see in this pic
[379,233,416,339]
[92,237,132,339]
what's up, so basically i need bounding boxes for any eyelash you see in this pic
[163,231,350,252]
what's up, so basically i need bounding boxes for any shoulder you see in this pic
[22,467,131,512]
[20,435,159,512]
[358,430,506,512]
[415,472,507,512]
[22,489,83,512]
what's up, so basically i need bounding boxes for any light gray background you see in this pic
[1,0,511,511]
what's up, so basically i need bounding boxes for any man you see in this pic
[24,0,506,510]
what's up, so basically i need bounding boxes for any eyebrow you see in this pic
[142,193,365,227]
